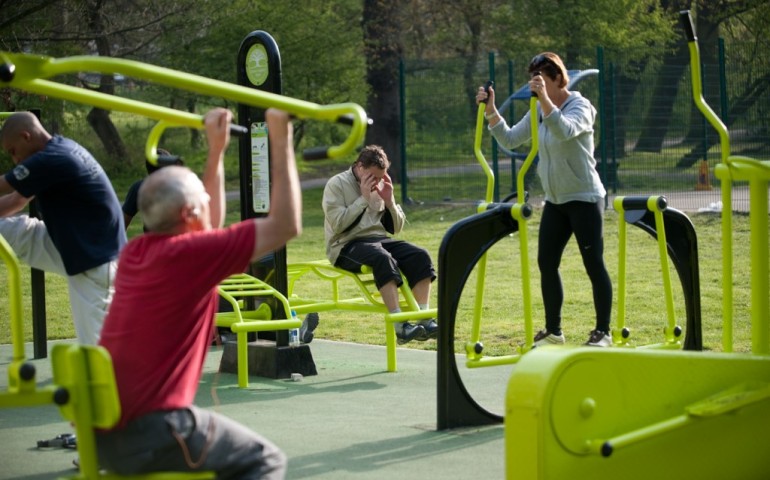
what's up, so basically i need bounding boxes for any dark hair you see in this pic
[529,52,569,88]
[355,145,389,170]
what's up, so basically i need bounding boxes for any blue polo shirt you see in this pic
[5,135,126,275]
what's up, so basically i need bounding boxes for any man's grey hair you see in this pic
[138,166,206,233]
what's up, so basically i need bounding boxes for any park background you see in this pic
[0,1,767,354]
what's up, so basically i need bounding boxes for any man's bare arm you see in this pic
[202,108,231,230]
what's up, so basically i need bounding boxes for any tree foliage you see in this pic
[1,0,768,170]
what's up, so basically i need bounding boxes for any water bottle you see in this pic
[289,310,300,347]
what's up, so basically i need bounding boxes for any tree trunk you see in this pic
[602,59,647,160]
[362,0,403,182]
[632,44,689,153]
[87,107,128,160]
[83,0,127,164]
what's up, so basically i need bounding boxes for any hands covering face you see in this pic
[358,166,392,203]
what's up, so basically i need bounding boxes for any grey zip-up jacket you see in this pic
[489,91,605,204]
[323,167,406,264]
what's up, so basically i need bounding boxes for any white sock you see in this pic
[391,308,403,330]
[418,304,434,326]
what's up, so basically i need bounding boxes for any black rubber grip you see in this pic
[157,154,183,167]
[680,10,696,42]
[335,114,373,126]
[0,61,15,82]
[303,146,329,160]
[621,196,667,211]
[481,80,494,104]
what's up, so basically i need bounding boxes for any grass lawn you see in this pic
[0,181,756,356]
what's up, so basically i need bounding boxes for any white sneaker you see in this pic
[585,329,613,347]
[533,329,566,347]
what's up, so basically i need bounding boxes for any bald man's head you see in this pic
[139,166,210,234]
[1,111,51,164]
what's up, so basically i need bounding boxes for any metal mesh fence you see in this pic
[400,41,769,212]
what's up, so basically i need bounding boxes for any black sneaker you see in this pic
[300,313,319,344]
[396,323,426,345]
[416,319,438,341]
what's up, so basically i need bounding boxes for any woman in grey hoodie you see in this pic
[476,52,613,348]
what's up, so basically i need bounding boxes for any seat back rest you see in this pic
[51,344,217,479]
[52,343,121,428]
[52,343,121,478]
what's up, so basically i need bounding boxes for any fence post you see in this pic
[508,59,515,195]
[488,52,499,202]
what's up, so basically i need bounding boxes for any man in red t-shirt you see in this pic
[97,108,300,479]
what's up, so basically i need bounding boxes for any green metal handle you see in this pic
[517,96,538,201]
[0,52,368,160]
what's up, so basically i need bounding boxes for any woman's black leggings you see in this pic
[537,199,612,335]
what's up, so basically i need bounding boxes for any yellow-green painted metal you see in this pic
[503,11,770,478]
[464,95,538,369]
[144,120,179,165]
[516,96,538,352]
[683,14,770,354]
[467,102,494,364]
[0,51,367,161]
[0,235,24,367]
[505,348,770,479]
[286,261,435,373]
[613,196,681,349]
[216,273,301,389]
[51,343,216,479]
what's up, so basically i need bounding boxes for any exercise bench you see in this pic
[215,273,302,388]
[286,260,437,372]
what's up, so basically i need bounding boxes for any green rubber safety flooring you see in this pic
[0,339,512,479]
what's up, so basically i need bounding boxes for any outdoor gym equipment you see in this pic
[0,235,57,409]
[613,195,702,350]
[502,11,770,478]
[0,233,216,477]
[0,51,368,161]
[436,83,537,429]
[438,68,703,430]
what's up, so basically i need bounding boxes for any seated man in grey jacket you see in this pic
[322,145,437,344]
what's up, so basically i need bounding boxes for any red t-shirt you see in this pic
[99,220,256,428]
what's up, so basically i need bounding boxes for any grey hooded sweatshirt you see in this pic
[489,91,605,204]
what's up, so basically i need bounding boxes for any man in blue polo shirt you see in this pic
[0,111,126,345]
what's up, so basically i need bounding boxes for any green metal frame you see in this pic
[215,274,301,389]
[502,11,770,478]
[286,260,436,372]
[0,51,368,161]
[613,196,683,349]
[463,95,537,369]
[682,22,770,354]
[0,235,56,409]
[52,343,216,479]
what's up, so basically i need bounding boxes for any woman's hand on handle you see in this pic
[476,85,501,126]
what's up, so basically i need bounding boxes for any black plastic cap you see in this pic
[19,362,36,381]
[680,10,696,42]
[601,441,613,457]
[0,62,15,82]
[53,387,70,406]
